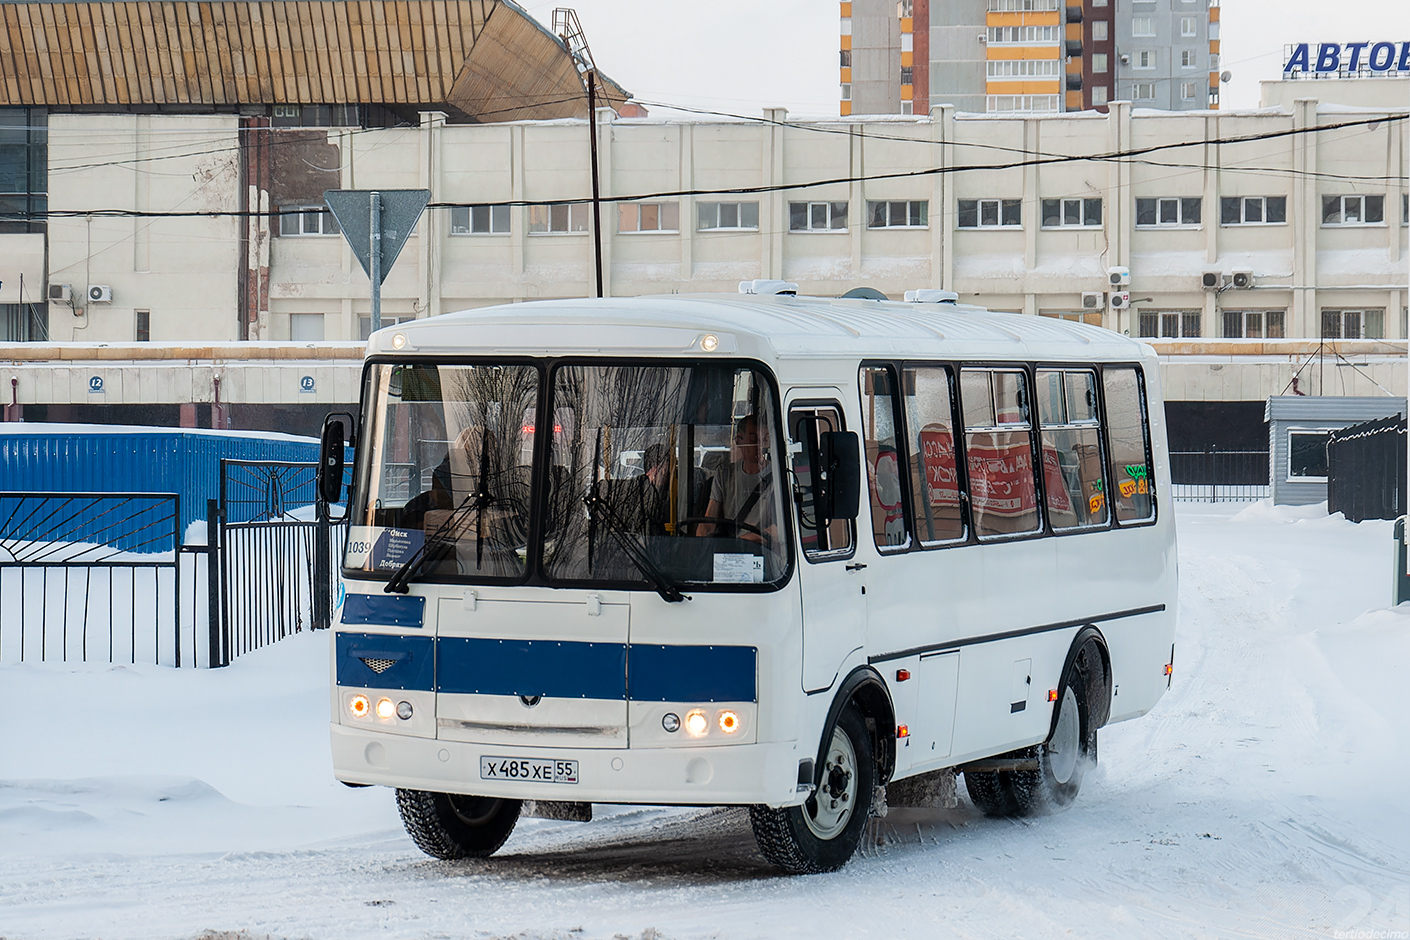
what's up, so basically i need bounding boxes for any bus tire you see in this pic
[395,788,522,860]
[1008,670,1093,815]
[963,769,1019,817]
[748,706,874,874]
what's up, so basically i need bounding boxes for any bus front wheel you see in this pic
[749,706,875,873]
[396,788,522,860]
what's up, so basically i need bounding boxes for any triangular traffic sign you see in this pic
[323,189,431,285]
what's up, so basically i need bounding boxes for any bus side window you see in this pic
[902,364,965,545]
[1036,369,1109,531]
[859,366,911,550]
[1103,366,1156,524]
[789,405,855,559]
[960,368,1041,538]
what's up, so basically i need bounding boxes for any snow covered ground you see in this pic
[3,502,1408,940]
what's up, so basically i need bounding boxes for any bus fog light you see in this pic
[396,701,414,720]
[375,698,395,719]
[717,710,741,734]
[349,694,370,719]
[684,710,709,736]
[662,712,681,733]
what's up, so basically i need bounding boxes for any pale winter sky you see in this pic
[520,0,1410,118]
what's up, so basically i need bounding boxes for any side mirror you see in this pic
[817,430,861,523]
[317,414,350,505]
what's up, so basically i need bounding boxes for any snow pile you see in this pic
[2,501,1408,939]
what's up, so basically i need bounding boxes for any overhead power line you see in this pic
[5,111,1405,223]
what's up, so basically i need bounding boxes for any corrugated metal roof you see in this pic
[0,0,630,120]
[1265,396,1407,423]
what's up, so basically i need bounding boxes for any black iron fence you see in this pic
[1168,448,1271,502]
[1328,416,1406,523]
[0,493,200,665]
[0,460,345,668]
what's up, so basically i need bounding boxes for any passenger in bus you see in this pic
[699,414,777,545]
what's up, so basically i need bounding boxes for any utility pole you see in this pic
[586,69,604,299]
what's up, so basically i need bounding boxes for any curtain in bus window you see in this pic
[961,369,1040,537]
[1036,370,1109,531]
[347,363,539,579]
[542,363,789,586]
[903,365,964,544]
[860,367,910,549]
[1103,366,1155,523]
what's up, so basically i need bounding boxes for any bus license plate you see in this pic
[480,756,579,785]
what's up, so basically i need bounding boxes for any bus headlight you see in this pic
[396,701,414,720]
[349,694,370,718]
[662,712,681,733]
[717,710,741,734]
[375,698,396,720]
[684,710,709,737]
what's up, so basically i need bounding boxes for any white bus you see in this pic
[321,287,1177,873]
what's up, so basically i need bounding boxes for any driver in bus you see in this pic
[699,414,777,546]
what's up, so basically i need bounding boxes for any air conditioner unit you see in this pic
[1231,269,1255,289]
[1107,266,1131,287]
[48,283,71,304]
[1201,270,1226,291]
[88,285,113,303]
[1081,291,1105,309]
[1109,291,1131,310]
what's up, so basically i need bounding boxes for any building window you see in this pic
[359,313,415,341]
[1403,193,1409,225]
[1091,20,1108,41]
[987,25,1060,43]
[1132,82,1157,99]
[1221,196,1287,225]
[988,0,1060,9]
[1092,86,1109,105]
[841,16,851,35]
[987,60,1061,78]
[958,199,1021,228]
[841,83,852,101]
[1093,53,1109,73]
[0,107,47,235]
[618,202,680,233]
[790,201,848,232]
[1181,49,1198,68]
[528,203,590,234]
[987,95,1062,112]
[1138,310,1201,338]
[840,50,852,68]
[902,101,914,115]
[1322,195,1385,226]
[279,205,340,236]
[290,313,325,341]
[1041,198,1102,228]
[868,200,928,228]
[901,67,914,86]
[450,204,511,235]
[1132,17,1154,36]
[1287,429,1330,481]
[1179,16,1197,36]
[1135,50,1154,68]
[1222,310,1286,339]
[1040,309,1104,327]
[898,0,914,16]
[135,310,150,343]
[1136,197,1201,226]
[901,32,914,52]
[1181,82,1200,100]
[1321,309,1385,340]
[698,201,760,231]
[1092,0,1107,7]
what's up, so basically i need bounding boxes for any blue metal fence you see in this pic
[0,427,323,541]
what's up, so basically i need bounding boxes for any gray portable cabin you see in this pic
[1266,397,1408,506]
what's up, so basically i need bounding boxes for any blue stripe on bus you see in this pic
[341,593,426,629]
[336,632,435,691]
[628,644,758,703]
[437,638,629,700]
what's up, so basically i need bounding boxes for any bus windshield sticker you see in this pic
[346,525,426,571]
[714,553,764,583]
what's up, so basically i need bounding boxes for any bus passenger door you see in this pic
[787,397,867,693]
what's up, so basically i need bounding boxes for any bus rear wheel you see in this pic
[396,788,522,860]
[749,706,875,874]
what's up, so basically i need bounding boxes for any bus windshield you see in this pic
[346,359,790,590]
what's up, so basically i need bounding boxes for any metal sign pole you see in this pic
[370,191,383,334]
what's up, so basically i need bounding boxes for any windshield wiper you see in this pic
[582,484,690,604]
[385,433,497,593]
